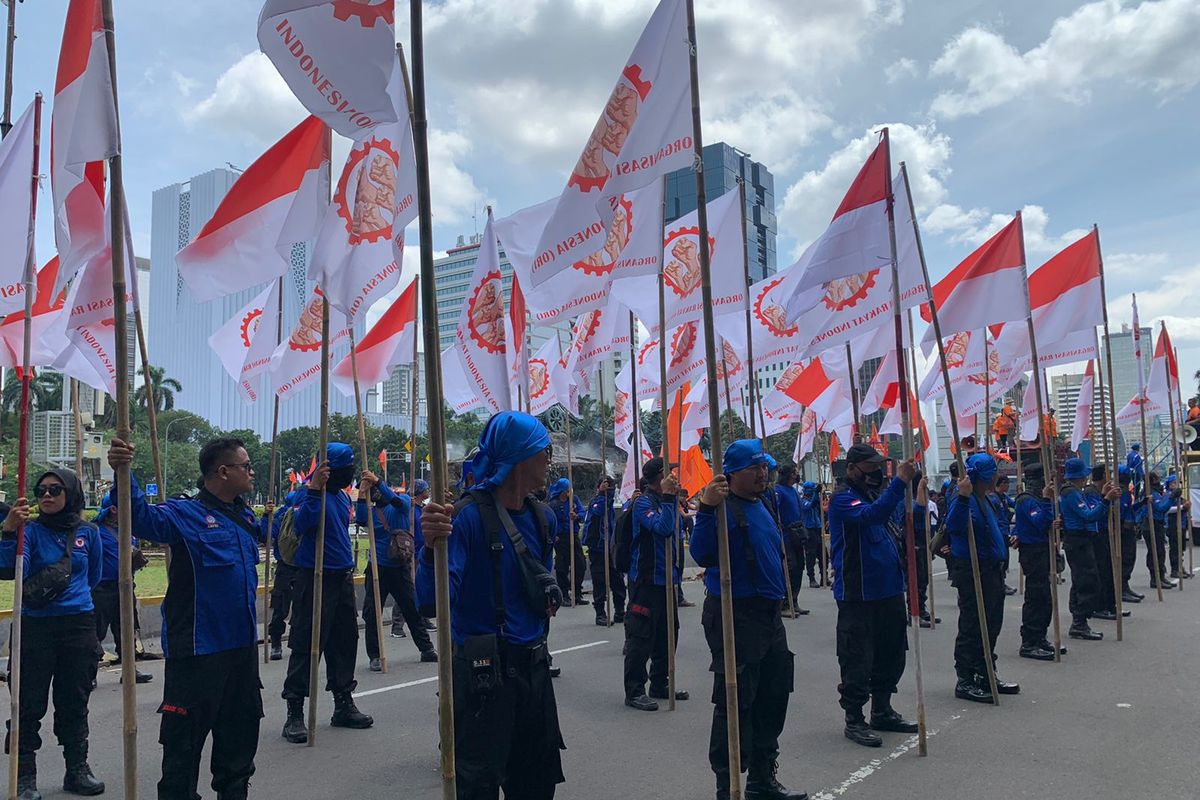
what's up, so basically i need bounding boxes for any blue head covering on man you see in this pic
[966,452,998,485]
[466,411,552,491]
[723,439,770,475]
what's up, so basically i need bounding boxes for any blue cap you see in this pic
[1131,443,1141,451]
[549,478,571,499]
[723,439,769,474]
[1167,473,1178,486]
[95,491,114,526]
[966,453,998,484]
[1064,458,1090,480]
[466,411,551,491]
[801,481,817,494]
[765,454,778,471]
[327,442,355,469]
[413,479,429,496]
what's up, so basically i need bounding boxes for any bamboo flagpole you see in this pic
[905,307,936,628]
[349,329,388,671]
[983,337,992,451]
[1129,295,1163,600]
[655,176,679,711]
[598,377,612,622]
[845,342,862,442]
[735,177,760,440]
[305,294,332,746]
[407,6,456,792]
[1,0,14,136]
[1163,323,1184,592]
[263,275,285,664]
[6,89,39,800]
[97,0,142,786]
[565,409,576,606]
[902,161,999,704]
[685,0,743,788]
[409,295,419,580]
[883,141,926,754]
[622,311,640,627]
[1092,340,1124,637]
[1176,343,1193,579]
[71,379,84,486]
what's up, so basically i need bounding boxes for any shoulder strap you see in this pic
[527,498,553,549]
[465,491,507,632]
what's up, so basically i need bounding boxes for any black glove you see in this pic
[538,571,563,614]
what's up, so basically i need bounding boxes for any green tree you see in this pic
[134,364,183,412]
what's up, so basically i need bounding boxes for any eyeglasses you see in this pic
[34,485,65,498]
[221,462,255,472]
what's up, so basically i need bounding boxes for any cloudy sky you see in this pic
[7,0,1200,394]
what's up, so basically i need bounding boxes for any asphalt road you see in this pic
[16,560,1200,799]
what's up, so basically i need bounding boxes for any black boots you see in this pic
[269,638,283,661]
[869,695,918,733]
[1068,617,1103,640]
[745,760,807,800]
[649,687,689,701]
[16,755,40,800]
[62,742,104,796]
[1019,642,1055,661]
[624,694,658,712]
[282,698,307,743]
[330,692,374,729]
[843,711,883,747]
[954,675,993,704]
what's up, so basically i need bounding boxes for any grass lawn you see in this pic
[0,540,376,613]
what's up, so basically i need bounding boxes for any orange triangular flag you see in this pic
[829,433,841,463]
[665,382,691,467]
[679,445,713,499]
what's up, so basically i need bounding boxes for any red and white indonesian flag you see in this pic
[455,212,512,414]
[51,0,119,295]
[258,0,398,140]
[1071,361,1094,451]
[0,100,37,315]
[612,188,746,332]
[178,116,330,303]
[781,358,853,430]
[331,277,417,397]
[528,0,691,287]
[495,180,663,325]
[0,258,68,371]
[209,282,282,403]
[1116,390,1160,427]
[441,345,484,415]
[268,288,351,401]
[783,137,892,321]
[1147,324,1179,413]
[52,239,135,394]
[311,53,416,320]
[760,361,806,436]
[795,409,817,462]
[920,214,1027,349]
[527,337,569,417]
[860,350,900,418]
[991,229,1104,369]
[788,171,926,358]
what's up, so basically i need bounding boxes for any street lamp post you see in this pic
[161,415,192,498]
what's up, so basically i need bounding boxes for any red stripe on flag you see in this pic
[832,137,889,221]
[1027,229,1100,308]
[354,279,417,352]
[55,0,104,94]
[920,215,1024,322]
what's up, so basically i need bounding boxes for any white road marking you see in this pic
[810,715,959,800]
[352,640,610,699]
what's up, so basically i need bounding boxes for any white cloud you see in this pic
[930,0,1200,119]
[778,122,952,258]
[186,52,307,145]
[920,203,1089,255]
[886,57,918,84]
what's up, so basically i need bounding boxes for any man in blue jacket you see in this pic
[266,489,303,660]
[774,465,805,609]
[828,443,918,747]
[945,453,1019,703]
[108,436,264,800]
[1146,472,1176,589]
[1013,465,1057,661]
[798,482,824,587]
[1118,466,1145,603]
[623,456,686,712]
[548,478,586,605]
[281,442,373,743]
[584,476,624,626]
[692,439,806,800]
[1059,457,1119,641]
[416,411,566,798]
[92,492,153,684]
[355,474,436,670]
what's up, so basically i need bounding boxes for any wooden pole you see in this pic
[1093,343,1124,636]
[983,336,992,451]
[1177,344,1193,578]
[1163,323,1184,592]
[71,379,84,490]
[1,0,14,136]
[904,163,999,704]
[565,411,576,607]
[845,342,862,442]
[263,276,284,664]
[410,301,419,582]
[736,178,760,439]
[97,1,141,786]
[884,144,925,754]
[598,378,613,623]
[6,90,38,800]
[349,330,388,671]
[685,0,740,786]
[1131,304,1163,601]
[655,179,678,712]
[306,296,331,745]
[905,306,936,629]
[406,8,456,791]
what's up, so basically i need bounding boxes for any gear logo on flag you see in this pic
[774,361,805,393]
[614,390,629,426]
[820,269,878,311]
[637,339,656,368]
[967,347,1000,386]
[528,359,550,400]
[573,196,635,276]
[753,276,799,337]
[663,226,715,298]
[715,340,743,382]
[466,272,507,354]
[944,331,971,369]
[669,322,698,369]
[335,137,400,245]
[801,408,816,435]
[572,309,604,350]
[331,0,394,27]
[568,66,654,193]
[289,296,325,353]
[240,307,263,348]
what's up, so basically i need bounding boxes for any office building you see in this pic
[1101,325,1168,455]
[1052,372,1118,460]
[150,168,406,439]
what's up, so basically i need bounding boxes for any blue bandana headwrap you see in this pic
[327,442,354,469]
[966,453,998,485]
[467,411,551,491]
[801,481,817,496]
[1063,457,1090,481]
[549,478,570,499]
[413,479,430,496]
[723,439,769,475]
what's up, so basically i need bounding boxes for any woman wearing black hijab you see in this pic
[1,469,106,798]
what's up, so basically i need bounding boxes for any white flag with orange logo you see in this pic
[177,116,330,303]
[527,336,569,417]
[258,0,398,140]
[51,0,119,295]
[209,283,282,403]
[528,0,691,287]
[268,288,351,401]
[455,211,512,414]
[441,345,484,416]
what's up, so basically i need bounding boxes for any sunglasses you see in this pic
[221,462,255,472]
[34,485,66,498]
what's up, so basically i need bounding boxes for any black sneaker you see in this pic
[1092,610,1118,620]
[869,708,918,733]
[1068,624,1103,641]
[1019,644,1055,661]
[649,688,689,701]
[369,658,382,672]
[954,679,993,704]
[625,694,658,712]
[843,718,882,747]
[420,650,438,663]
[1121,590,1143,604]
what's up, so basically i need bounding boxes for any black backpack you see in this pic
[612,504,636,573]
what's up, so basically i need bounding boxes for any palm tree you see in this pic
[0,370,64,442]
[133,365,182,412]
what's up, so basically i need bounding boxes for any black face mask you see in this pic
[861,470,885,491]
[327,465,355,491]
